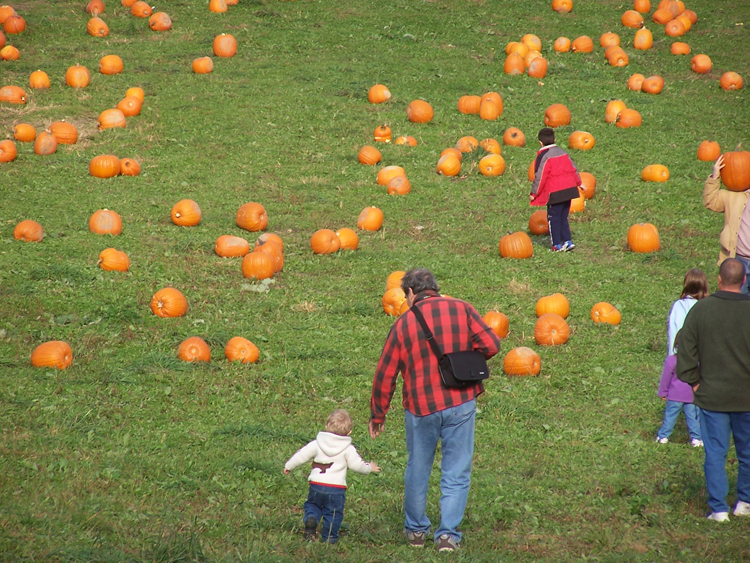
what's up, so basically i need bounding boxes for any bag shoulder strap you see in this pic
[410,304,445,361]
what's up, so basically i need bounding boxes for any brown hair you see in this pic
[680,268,708,300]
[538,127,555,146]
[719,258,745,288]
[325,409,353,436]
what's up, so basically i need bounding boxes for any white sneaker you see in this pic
[655,437,669,444]
[734,501,750,516]
[707,511,730,522]
[691,439,704,448]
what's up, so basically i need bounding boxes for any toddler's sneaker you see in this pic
[706,511,730,522]
[691,439,704,448]
[562,240,576,251]
[303,516,318,541]
[734,501,750,516]
[550,243,565,252]
[655,437,669,444]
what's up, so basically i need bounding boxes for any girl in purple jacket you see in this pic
[656,333,703,447]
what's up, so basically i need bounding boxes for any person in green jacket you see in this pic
[677,258,750,522]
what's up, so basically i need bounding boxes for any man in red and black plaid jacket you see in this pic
[369,269,500,552]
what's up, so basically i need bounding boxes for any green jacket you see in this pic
[676,291,750,412]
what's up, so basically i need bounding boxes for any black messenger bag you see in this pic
[410,304,490,388]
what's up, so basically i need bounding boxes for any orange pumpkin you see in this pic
[65,64,90,88]
[691,54,712,74]
[633,27,653,49]
[456,136,479,153]
[641,75,664,94]
[120,158,140,176]
[121,0,137,6]
[720,72,743,91]
[171,199,202,226]
[241,251,274,280]
[504,53,525,75]
[552,0,573,13]
[387,175,411,195]
[117,96,142,117]
[528,209,548,235]
[29,70,50,89]
[697,141,721,162]
[256,232,284,252]
[131,1,152,17]
[87,16,109,37]
[479,98,501,121]
[236,202,268,231]
[31,341,73,369]
[503,127,526,147]
[591,302,621,325]
[377,165,406,185]
[457,95,481,114]
[665,18,686,36]
[0,85,26,103]
[209,0,227,13]
[527,57,548,78]
[606,48,629,67]
[622,10,645,28]
[682,8,697,23]
[49,121,78,144]
[374,125,392,143]
[215,235,250,257]
[535,313,570,346]
[634,0,651,12]
[213,33,237,57]
[149,12,172,31]
[394,135,418,146]
[4,14,25,34]
[499,231,533,259]
[384,271,405,292]
[652,6,675,23]
[521,34,542,52]
[0,45,18,60]
[571,36,594,53]
[580,172,597,199]
[255,239,283,272]
[503,347,541,376]
[89,209,122,235]
[569,188,586,213]
[627,73,645,91]
[600,32,621,48]
[641,164,670,182]
[536,293,570,318]
[98,108,126,130]
[125,86,145,102]
[192,56,214,73]
[368,84,391,104]
[225,337,260,363]
[335,227,359,250]
[0,139,17,162]
[478,154,506,176]
[544,103,571,127]
[553,37,571,52]
[436,153,461,177]
[98,248,130,272]
[178,337,211,363]
[483,311,509,339]
[358,145,382,165]
[441,147,463,162]
[382,287,406,316]
[33,132,57,156]
[568,131,595,150]
[150,288,188,317]
[605,100,627,123]
[505,42,529,57]
[310,229,340,254]
[13,123,36,142]
[13,219,43,241]
[89,155,121,178]
[0,5,17,23]
[358,207,384,231]
[720,151,750,192]
[406,100,433,123]
[99,54,123,75]
[480,138,502,154]
[627,223,660,253]
[616,108,642,128]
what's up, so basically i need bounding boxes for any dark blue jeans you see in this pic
[547,200,572,246]
[304,483,346,543]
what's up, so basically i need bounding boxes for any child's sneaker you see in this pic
[733,501,750,516]
[550,243,565,252]
[303,516,318,541]
[707,511,730,522]
[691,439,704,448]
[562,240,575,251]
[655,437,669,444]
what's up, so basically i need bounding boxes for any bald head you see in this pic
[719,258,746,291]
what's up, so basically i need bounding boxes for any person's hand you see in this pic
[712,155,725,179]
[529,194,535,202]
[661,397,667,401]
[369,419,383,439]
[369,461,382,473]
[692,383,700,392]
[283,468,290,475]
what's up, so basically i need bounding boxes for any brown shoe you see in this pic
[437,534,459,552]
[406,531,426,548]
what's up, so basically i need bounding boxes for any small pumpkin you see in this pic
[580,172,597,199]
[621,10,645,28]
[358,206,384,231]
[503,53,525,75]
[149,12,172,31]
[377,165,406,185]
[31,341,73,369]
[633,27,653,49]
[117,95,142,117]
[503,127,526,147]
[387,175,411,195]
[358,145,382,165]
[605,100,627,123]
[171,199,202,227]
[150,288,188,317]
[571,36,594,53]
[13,123,36,142]
[0,139,17,162]
[98,248,130,271]
[615,108,642,128]
[335,227,359,250]
[87,16,109,37]
[65,64,90,88]
[192,56,214,73]
[627,223,660,253]
[131,1,152,17]
[121,0,137,6]
[86,0,105,14]
[505,41,529,57]
[627,73,645,91]
[641,75,664,94]
[528,209,549,235]
[591,302,621,325]
[553,37,571,52]
[483,311,509,339]
[225,337,260,363]
[0,84,26,103]
[256,233,284,252]
[691,54,712,74]
[682,8,697,24]
[33,132,57,156]
[374,125,392,143]
[436,153,461,177]
[455,136,479,153]
[255,239,283,272]
[521,34,542,52]
[720,151,750,192]
[440,147,463,162]
[600,32,620,48]
[236,202,268,231]
[215,235,250,257]
[310,229,340,254]
[49,121,78,144]
[394,135,417,146]
[386,271,405,291]
[569,188,586,213]
[481,92,503,112]
[120,158,140,176]
[213,33,237,57]
[241,251,274,280]
[478,98,501,121]
[641,164,670,182]
[382,287,406,317]
[503,347,541,376]
[29,70,50,89]
[552,0,573,13]
[457,95,481,114]
[544,103,571,127]
[0,44,18,60]
[536,293,570,318]
[665,18,686,36]
[178,337,211,363]
[652,6,675,24]
[535,313,570,346]
[89,209,122,235]
[478,154,506,176]
[0,5,17,23]
[126,86,145,102]
[568,131,595,150]
[209,0,227,13]
[89,155,121,178]
[606,48,629,67]
[480,138,502,154]
[98,108,126,130]
[697,141,721,162]
[3,14,24,34]
[720,72,743,91]
[499,231,533,259]
[13,219,43,241]
[406,100,433,123]
[99,54,123,74]
[634,0,651,12]
[527,57,548,78]
[368,84,391,104]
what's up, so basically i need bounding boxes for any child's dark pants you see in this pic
[547,200,572,246]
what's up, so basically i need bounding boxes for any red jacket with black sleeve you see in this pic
[530,144,582,206]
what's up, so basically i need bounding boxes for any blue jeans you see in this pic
[657,400,702,441]
[404,399,476,544]
[699,409,750,513]
[735,255,750,295]
[304,483,346,543]
[547,200,572,246]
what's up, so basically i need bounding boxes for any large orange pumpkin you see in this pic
[213,33,237,57]
[13,123,35,142]
[642,75,665,94]
[503,127,526,147]
[236,202,268,231]
[149,12,172,31]
[503,347,541,376]
[480,138,502,154]
[31,341,73,369]
[457,95,481,114]
[527,57,548,78]
[580,172,596,199]
[178,337,211,363]
[691,54,712,74]
[374,125,392,143]
[98,248,130,271]
[406,100,433,123]
[0,139,17,162]
[627,223,660,253]
[720,72,743,91]
[255,239,283,272]
[528,209,548,235]
[99,54,123,75]
[117,96,142,117]
[209,0,227,13]
[605,100,627,123]
[358,145,382,165]
[554,37,571,52]
[504,53,525,75]
[455,136,478,153]
[483,311,509,339]
[368,84,391,104]
[65,64,91,88]
[98,109,126,130]
[13,219,43,242]
[49,121,78,144]
[552,0,573,13]
[192,56,214,74]
[87,16,109,37]
[720,151,750,192]
[310,229,340,254]
[387,175,411,195]
[150,288,188,317]
[671,42,690,55]
[89,155,121,178]
[641,164,670,182]
[34,132,57,156]
[225,336,260,363]
[571,36,594,53]
[4,14,25,34]
[335,227,359,250]
[616,108,642,128]
[377,165,406,185]
[382,287,406,316]
[544,103,571,127]
[131,1,152,17]
[29,70,50,89]
[479,99,501,121]
[591,302,621,325]
[0,85,26,104]
[499,231,533,259]
[633,27,653,49]
[241,251,274,280]
[568,131,595,150]
[358,207,384,231]
[478,154,506,176]
[536,293,570,318]
[89,209,122,235]
[535,313,570,346]
[621,10,645,28]
[437,153,461,177]
[171,199,202,227]
[120,158,141,176]
[394,135,418,146]
[256,232,284,252]
[215,235,250,257]
[627,73,645,91]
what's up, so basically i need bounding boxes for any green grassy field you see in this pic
[1,0,750,561]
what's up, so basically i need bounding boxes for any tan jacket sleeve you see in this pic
[703,176,726,213]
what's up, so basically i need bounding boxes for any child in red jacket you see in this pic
[530,128,582,252]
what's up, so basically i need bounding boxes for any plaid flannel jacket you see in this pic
[370,291,501,424]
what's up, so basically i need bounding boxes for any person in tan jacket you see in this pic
[703,156,750,293]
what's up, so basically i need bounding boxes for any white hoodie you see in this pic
[284,431,372,488]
